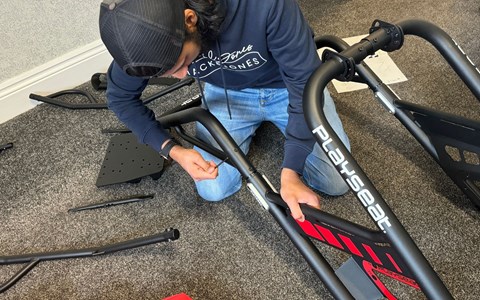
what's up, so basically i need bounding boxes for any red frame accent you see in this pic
[362,260,420,300]
[338,234,364,257]
[362,244,383,265]
[315,225,344,249]
[386,253,403,274]
[295,220,325,241]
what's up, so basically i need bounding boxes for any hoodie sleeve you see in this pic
[106,61,171,152]
[265,0,321,174]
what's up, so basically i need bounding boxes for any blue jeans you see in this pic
[194,83,351,201]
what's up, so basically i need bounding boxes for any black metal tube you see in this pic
[0,229,179,264]
[29,77,195,110]
[0,229,179,293]
[159,108,253,175]
[304,36,453,299]
[0,259,39,293]
[398,19,480,100]
[316,31,478,162]
[315,35,349,52]
[159,94,202,117]
[29,93,108,109]
[317,21,480,173]
[68,194,155,212]
[94,228,179,255]
[0,143,14,153]
[335,28,394,64]
[142,77,195,105]
[173,126,230,165]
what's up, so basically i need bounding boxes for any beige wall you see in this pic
[0,1,101,83]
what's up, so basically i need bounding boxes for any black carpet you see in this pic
[1,0,479,299]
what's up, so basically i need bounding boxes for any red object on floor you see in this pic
[163,293,193,300]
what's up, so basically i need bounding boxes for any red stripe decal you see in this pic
[295,220,325,241]
[362,244,383,265]
[338,234,363,257]
[386,253,403,274]
[314,225,344,249]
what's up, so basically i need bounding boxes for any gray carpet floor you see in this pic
[1,0,479,299]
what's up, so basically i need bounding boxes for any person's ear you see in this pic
[184,9,198,32]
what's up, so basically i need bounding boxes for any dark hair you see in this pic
[184,0,226,48]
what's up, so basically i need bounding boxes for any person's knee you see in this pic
[304,161,350,196]
[198,188,229,202]
[305,174,349,196]
[323,179,349,196]
[196,178,242,202]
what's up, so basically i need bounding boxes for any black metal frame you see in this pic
[316,19,480,208]
[0,228,179,293]
[28,77,195,110]
[157,102,452,299]
[152,19,478,299]
[304,19,468,299]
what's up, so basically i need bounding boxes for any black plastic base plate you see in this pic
[96,133,165,187]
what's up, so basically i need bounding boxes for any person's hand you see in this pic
[280,168,321,222]
[169,145,218,181]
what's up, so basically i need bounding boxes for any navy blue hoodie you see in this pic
[106,0,321,174]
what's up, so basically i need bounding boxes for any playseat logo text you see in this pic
[312,125,392,232]
[180,94,201,107]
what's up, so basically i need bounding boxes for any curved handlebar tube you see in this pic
[306,19,464,299]
[398,19,480,99]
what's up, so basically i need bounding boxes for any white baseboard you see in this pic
[0,40,113,125]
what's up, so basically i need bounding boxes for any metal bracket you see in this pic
[321,49,357,81]
[369,19,404,52]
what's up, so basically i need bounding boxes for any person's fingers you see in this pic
[289,203,305,222]
[283,196,305,222]
[193,155,212,171]
[192,164,218,181]
[205,160,216,173]
[201,161,218,177]
[288,195,320,222]
[295,192,321,209]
